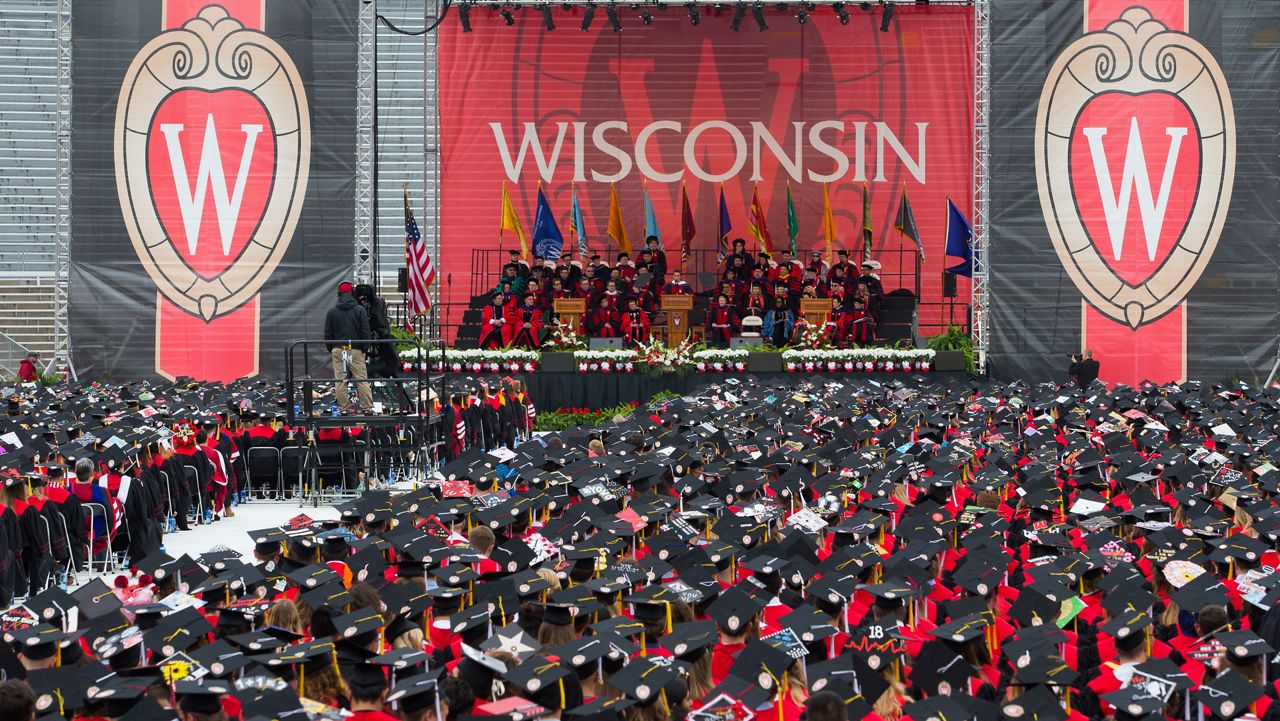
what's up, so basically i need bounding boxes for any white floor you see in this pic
[160,499,341,560]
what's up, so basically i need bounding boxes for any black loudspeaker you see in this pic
[942,271,957,298]
[397,268,408,294]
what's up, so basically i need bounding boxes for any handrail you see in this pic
[0,327,32,376]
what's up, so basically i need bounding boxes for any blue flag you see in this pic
[717,187,732,260]
[532,187,565,262]
[944,198,973,278]
[570,185,588,260]
[642,183,661,242]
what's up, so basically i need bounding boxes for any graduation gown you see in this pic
[508,307,543,348]
[479,304,509,349]
[621,309,651,344]
[707,305,738,346]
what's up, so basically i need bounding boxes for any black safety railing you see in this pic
[283,337,448,499]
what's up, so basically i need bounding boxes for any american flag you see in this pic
[405,192,434,325]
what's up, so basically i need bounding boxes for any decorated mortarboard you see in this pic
[1195,668,1264,720]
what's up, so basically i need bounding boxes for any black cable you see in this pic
[377,2,448,36]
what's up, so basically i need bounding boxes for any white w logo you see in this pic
[1082,117,1188,263]
[160,115,264,256]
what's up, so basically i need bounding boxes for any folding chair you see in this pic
[82,502,115,575]
[181,465,206,525]
[247,446,283,500]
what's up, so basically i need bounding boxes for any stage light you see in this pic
[640,10,653,24]
[751,3,767,30]
[833,2,849,24]
[500,6,514,25]
[880,2,893,31]
[795,8,807,24]
[540,4,555,29]
[730,3,745,31]
[687,4,701,25]
[606,4,622,31]
[458,2,473,32]
[581,3,596,29]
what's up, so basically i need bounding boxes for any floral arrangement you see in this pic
[574,349,638,373]
[692,348,749,373]
[637,336,699,373]
[781,348,935,373]
[401,348,539,374]
[791,318,832,350]
[543,320,587,351]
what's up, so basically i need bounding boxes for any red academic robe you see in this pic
[707,306,738,346]
[507,307,542,347]
[480,304,510,348]
[591,305,622,337]
[622,309,651,344]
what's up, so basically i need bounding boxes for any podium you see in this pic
[553,298,587,334]
[661,294,695,343]
[800,298,835,327]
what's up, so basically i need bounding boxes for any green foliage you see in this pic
[649,390,680,403]
[926,325,976,372]
[533,401,642,432]
[390,326,420,354]
[36,371,64,386]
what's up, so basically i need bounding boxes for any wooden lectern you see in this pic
[661,294,696,342]
[800,298,835,328]
[553,298,587,334]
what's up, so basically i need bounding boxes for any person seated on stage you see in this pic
[574,275,595,301]
[825,302,849,346]
[634,277,661,315]
[776,262,803,309]
[595,278,623,309]
[718,237,754,277]
[853,259,885,301]
[777,250,805,280]
[527,278,552,316]
[502,249,529,279]
[718,281,741,314]
[614,252,637,283]
[663,269,693,296]
[807,250,830,282]
[763,288,795,348]
[743,284,768,324]
[707,294,738,348]
[546,277,571,325]
[588,296,622,338]
[529,255,555,286]
[722,253,749,285]
[587,254,611,284]
[828,264,849,301]
[847,284,877,345]
[479,292,510,349]
[746,265,770,297]
[556,263,577,293]
[644,235,667,279]
[621,296,651,346]
[494,264,526,298]
[509,294,543,349]
[830,249,855,279]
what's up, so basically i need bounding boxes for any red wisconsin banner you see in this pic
[437,6,975,335]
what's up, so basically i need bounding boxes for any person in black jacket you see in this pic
[1069,349,1101,387]
[325,281,374,413]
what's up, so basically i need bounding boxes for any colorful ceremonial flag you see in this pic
[821,183,837,262]
[404,189,435,324]
[680,182,695,273]
[500,182,528,258]
[531,186,565,262]
[748,183,772,254]
[785,181,799,257]
[569,184,588,260]
[717,185,732,260]
[607,183,631,255]
[642,181,661,243]
[893,185,923,260]
[945,198,974,278]
[861,183,873,260]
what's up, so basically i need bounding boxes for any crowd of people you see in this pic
[481,238,889,349]
[0,375,532,610]
[5,373,1280,721]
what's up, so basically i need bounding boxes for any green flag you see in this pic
[861,183,873,259]
[786,182,799,257]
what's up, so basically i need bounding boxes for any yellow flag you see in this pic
[822,183,837,262]
[607,183,631,255]
[500,182,528,258]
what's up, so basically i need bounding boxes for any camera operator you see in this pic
[1068,348,1100,387]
